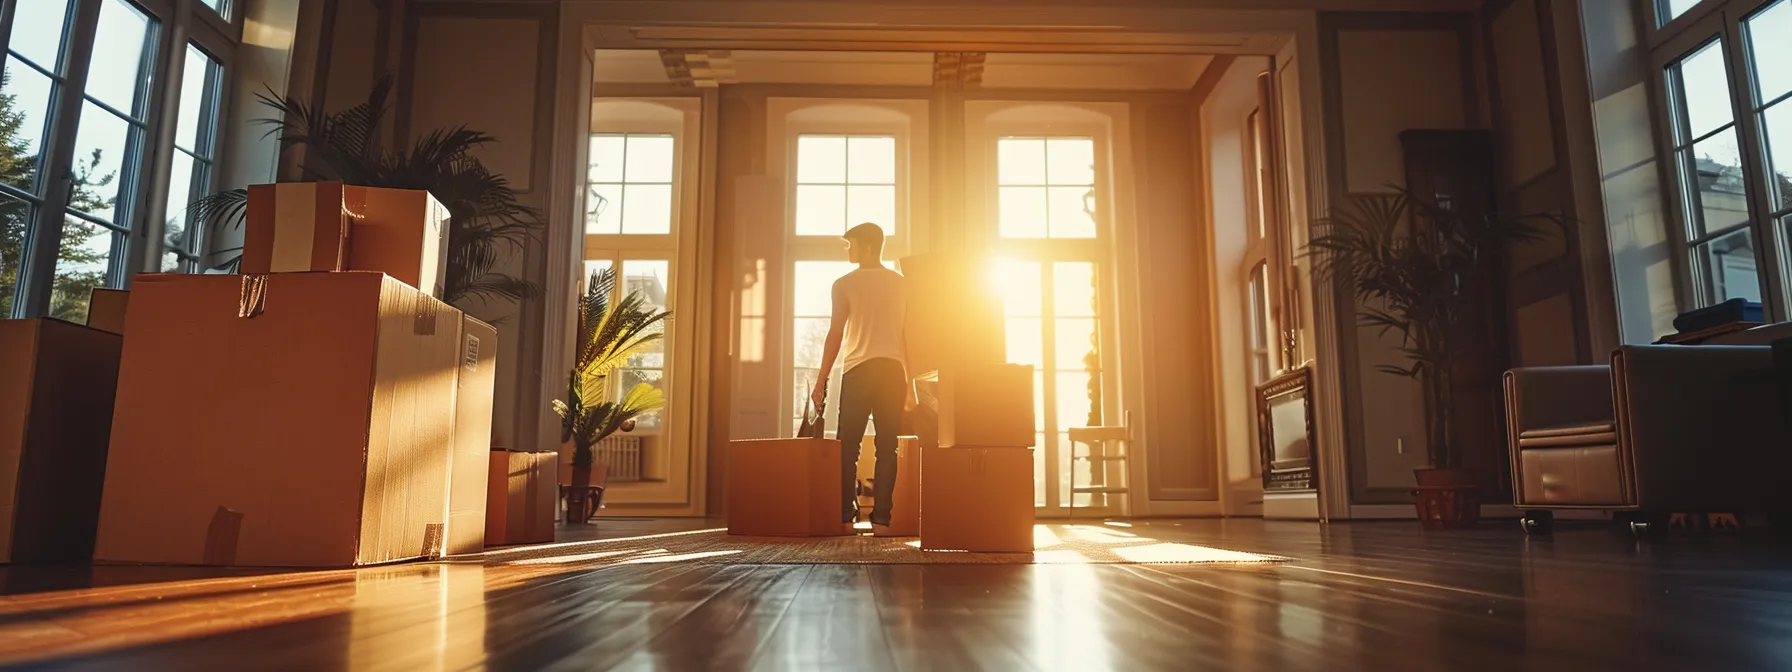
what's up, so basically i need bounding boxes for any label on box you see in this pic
[464,335,480,373]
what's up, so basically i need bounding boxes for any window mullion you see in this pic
[1720,9,1785,317]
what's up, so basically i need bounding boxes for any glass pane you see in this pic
[994,259,1041,317]
[621,259,670,312]
[998,138,1045,185]
[174,46,218,153]
[1053,262,1096,318]
[1046,138,1095,185]
[999,186,1048,238]
[1697,229,1761,303]
[161,151,197,261]
[620,184,672,235]
[84,0,154,115]
[1,61,56,193]
[69,102,132,222]
[793,317,831,368]
[844,185,895,233]
[588,135,626,183]
[11,0,73,70]
[1047,186,1097,239]
[1674,41,1733,142]
[1006,317,1042,367]
[618,368,664,430]
[797,135,846,184]
[1057,433,1075,508]
[1034,435,1047,507]
[1685,128,1749,235]
[1248,262,1268,348]
[1745,0,1792,104]
[793,261,854,316]
[1658,0,1702,25]
[51,216,114,322]
[1055,318,1097,370]
[795,184,846,236]
[586,183,622,234]
[1764,101,1792,212]
[846,136,895,184]
[197,0,228,19]
[1033,371,1046,431]
[624,135,674,183]
[161,250,181,274]
[1,192,29,318]
[581,258,613,287]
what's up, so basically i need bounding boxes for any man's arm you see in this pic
[811,282,848,406]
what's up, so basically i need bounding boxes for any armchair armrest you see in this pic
[1503,366,1615,434]
[1612,345,1788,511]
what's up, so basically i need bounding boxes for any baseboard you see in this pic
[1346,504,1416,519]
[1264,491,1321,520]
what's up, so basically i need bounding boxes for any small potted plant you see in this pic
[552,267,670,523]
[1306,187,1558,528]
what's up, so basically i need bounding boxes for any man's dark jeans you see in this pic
[838,357,905,525]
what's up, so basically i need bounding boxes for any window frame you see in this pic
[2,0,239,318]
[1646,0,1790,316]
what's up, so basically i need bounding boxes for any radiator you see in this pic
[597,435,644,482]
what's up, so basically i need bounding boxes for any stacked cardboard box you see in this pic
[86,182,503,567]
[485,450,557,546]
[902,250,1036,552]
[0,319,122,564]
[727,438,851,537]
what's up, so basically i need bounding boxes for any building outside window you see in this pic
[2,0,238,320]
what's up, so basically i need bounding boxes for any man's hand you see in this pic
[809,380,828,410]
[903,384,918,411]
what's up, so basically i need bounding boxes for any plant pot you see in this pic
[1413,467,1478,487]
[1412,485,1481,529]
[566,463,593,524]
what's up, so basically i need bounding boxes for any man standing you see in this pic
[812,222,908,533]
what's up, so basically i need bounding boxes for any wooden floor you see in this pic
[3,517,1792,670]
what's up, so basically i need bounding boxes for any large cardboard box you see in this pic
[94,272,461,567]
[86,288,130,335]
[899,252,1005,375]
[920,446,1035,552]
[0,319,121,564]
[484,450,557,546]
[926,364,1036,448]
[445,317,499,555]
[243,182,450,297]
[727,438,850,537]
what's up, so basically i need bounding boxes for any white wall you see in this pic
[1203,56,1271,514]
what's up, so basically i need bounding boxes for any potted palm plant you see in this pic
[552,267,670,523]
[191,78,539,307]
[1306,187,1558,528]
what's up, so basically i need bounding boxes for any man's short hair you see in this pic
[844,223,885,255]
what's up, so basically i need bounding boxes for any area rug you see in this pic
[485,524,1288,568]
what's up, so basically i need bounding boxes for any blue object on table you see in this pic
[1672,298,1764,334]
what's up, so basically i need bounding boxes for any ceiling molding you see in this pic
[658,49,740,87]
[932,52,986,90]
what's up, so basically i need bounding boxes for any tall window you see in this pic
[161,45,224,273]
[584,130,680,432]
[997,137,1097,239]
[1651,0,1790,313]
[2,0,239,320]
[788,133,898,435]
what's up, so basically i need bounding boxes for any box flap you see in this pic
[357,275,459,564]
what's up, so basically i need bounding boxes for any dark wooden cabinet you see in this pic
[1399,130,1513,502]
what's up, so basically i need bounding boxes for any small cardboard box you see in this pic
[94,272,461,567]
[727,438,850,537]
[86,288,130,335]
[485,450,557,546]
[928,364,1036,448]
[243,182,450,297]
[0,319,122,564]
[920,446,1035,552]
[899,252,1005,375]
[445,317,499,556]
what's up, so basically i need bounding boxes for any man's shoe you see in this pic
[871,523,894,536]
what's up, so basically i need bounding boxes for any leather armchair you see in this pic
[1505,345,1791,526]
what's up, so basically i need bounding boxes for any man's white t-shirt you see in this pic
[834,265,906,373]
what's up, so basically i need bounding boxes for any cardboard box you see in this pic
[86,288,130,335]
[883,436,922,536]
[727,438,850,537]
[0,319,122,564]
[920,446,1035,552]
[94,272,461,567]
[445,317,498,555]
[243,182,450,297]
[484,450,557,546]
[899,252,1005,375]
[927,364,1036,448]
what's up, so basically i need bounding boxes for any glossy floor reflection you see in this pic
[4,518,1792,670]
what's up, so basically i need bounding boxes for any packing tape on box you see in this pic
[203,506,244,565]
[238,275,269,318]
[422,522,445,559]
